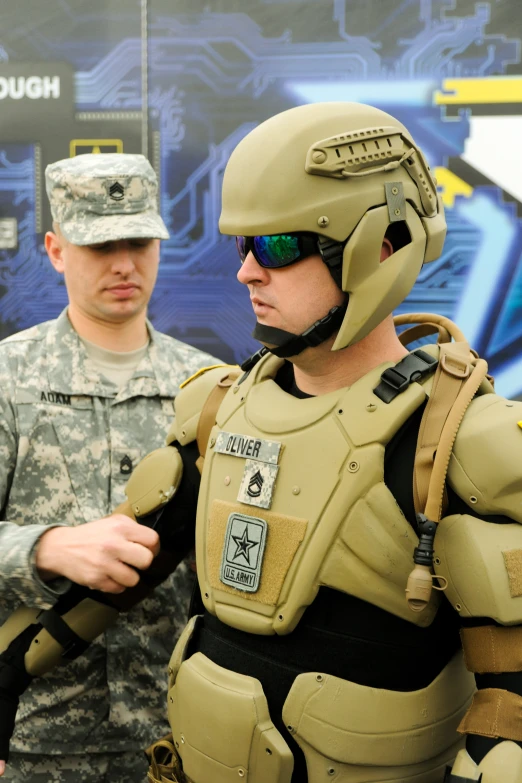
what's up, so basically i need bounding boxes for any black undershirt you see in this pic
[159,361,517,777]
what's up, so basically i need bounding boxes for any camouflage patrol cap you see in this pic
[45,153,169,245]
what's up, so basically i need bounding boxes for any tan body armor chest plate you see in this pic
[196,352,440,635]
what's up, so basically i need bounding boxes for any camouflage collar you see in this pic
[45,309,179,399]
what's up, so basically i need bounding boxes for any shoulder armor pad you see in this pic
[125,446,183,517]
[448,395,522,523]
[166,365,239,446]
[435,514,522,624]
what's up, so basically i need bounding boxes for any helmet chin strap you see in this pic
[252,300,348,358]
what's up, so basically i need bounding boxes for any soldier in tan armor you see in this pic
[2,102,522,783]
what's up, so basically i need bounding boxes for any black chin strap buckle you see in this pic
[300,304,345,347]
[270,302,348,358]
[238,346,269,384]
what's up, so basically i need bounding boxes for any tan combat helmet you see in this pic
[219,102,446,350]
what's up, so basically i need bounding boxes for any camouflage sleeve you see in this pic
[0,392,70,608]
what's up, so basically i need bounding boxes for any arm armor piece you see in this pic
[448,395,522,523]
[449,742,522,782]
[435,396,522,624]
[124,445,183,518]
[434,515,522,624]
[0,444,185,762]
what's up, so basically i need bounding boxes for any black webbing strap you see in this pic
[373,349,438,404]
[37,608,90,660]
[443,767,482,783]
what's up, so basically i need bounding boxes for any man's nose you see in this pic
[111,244,135,275]
[237,251,269,285]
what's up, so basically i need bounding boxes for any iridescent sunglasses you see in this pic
[236,232,320,269]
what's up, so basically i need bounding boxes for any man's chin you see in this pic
[100,302,145,323]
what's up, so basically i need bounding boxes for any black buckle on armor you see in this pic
[443,766,482,782]
[373,349,438,404]
[240,346,269,375]
[37,608,90,660]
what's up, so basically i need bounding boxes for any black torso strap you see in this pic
[373,349,438,404]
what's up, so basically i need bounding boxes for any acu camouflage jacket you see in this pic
[0,308,216,755]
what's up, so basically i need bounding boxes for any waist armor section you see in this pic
[167,616,474,783]
[196,351,440,635]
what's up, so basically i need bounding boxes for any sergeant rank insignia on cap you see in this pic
[109,181,125,201]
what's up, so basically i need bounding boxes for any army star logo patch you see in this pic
[237,459,279,509]
[220,513,267,593]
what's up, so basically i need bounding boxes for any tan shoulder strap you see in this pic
[195,368,242,473]
[398,322,452,346]
[423,354,488,522]
[394,313,489,522]
[395,311,467,343]
[413,340,474,517]
[396,314,491,612]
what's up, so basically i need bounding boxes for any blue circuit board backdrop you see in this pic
[0,0,521,395]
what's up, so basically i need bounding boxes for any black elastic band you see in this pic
[252,302,348,358]
[37,608,90,660]
[317,235,344,287]
[373,349,438,403]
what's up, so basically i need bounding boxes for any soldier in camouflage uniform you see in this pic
[0,154,217,782]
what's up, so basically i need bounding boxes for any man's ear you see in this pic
[45,231,65,274]
[380,237,394,263]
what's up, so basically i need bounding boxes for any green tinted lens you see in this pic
[253,234,301,267]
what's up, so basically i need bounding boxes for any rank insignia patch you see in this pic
[220,512,268,593]
[237,459,279,509]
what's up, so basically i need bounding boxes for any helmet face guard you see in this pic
[220,102,446,354]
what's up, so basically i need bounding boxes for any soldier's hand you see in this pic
[35,515,160,593]
[0,759,5,776]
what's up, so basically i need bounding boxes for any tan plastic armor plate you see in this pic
[195,351,440,635]
[168,653,293,783]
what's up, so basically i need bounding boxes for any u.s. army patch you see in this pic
[237,459,279,510]
[220,512,268,593]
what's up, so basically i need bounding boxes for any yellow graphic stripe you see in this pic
[434,167,473,208]
[434,77,522,105]
[70,139,124,156]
